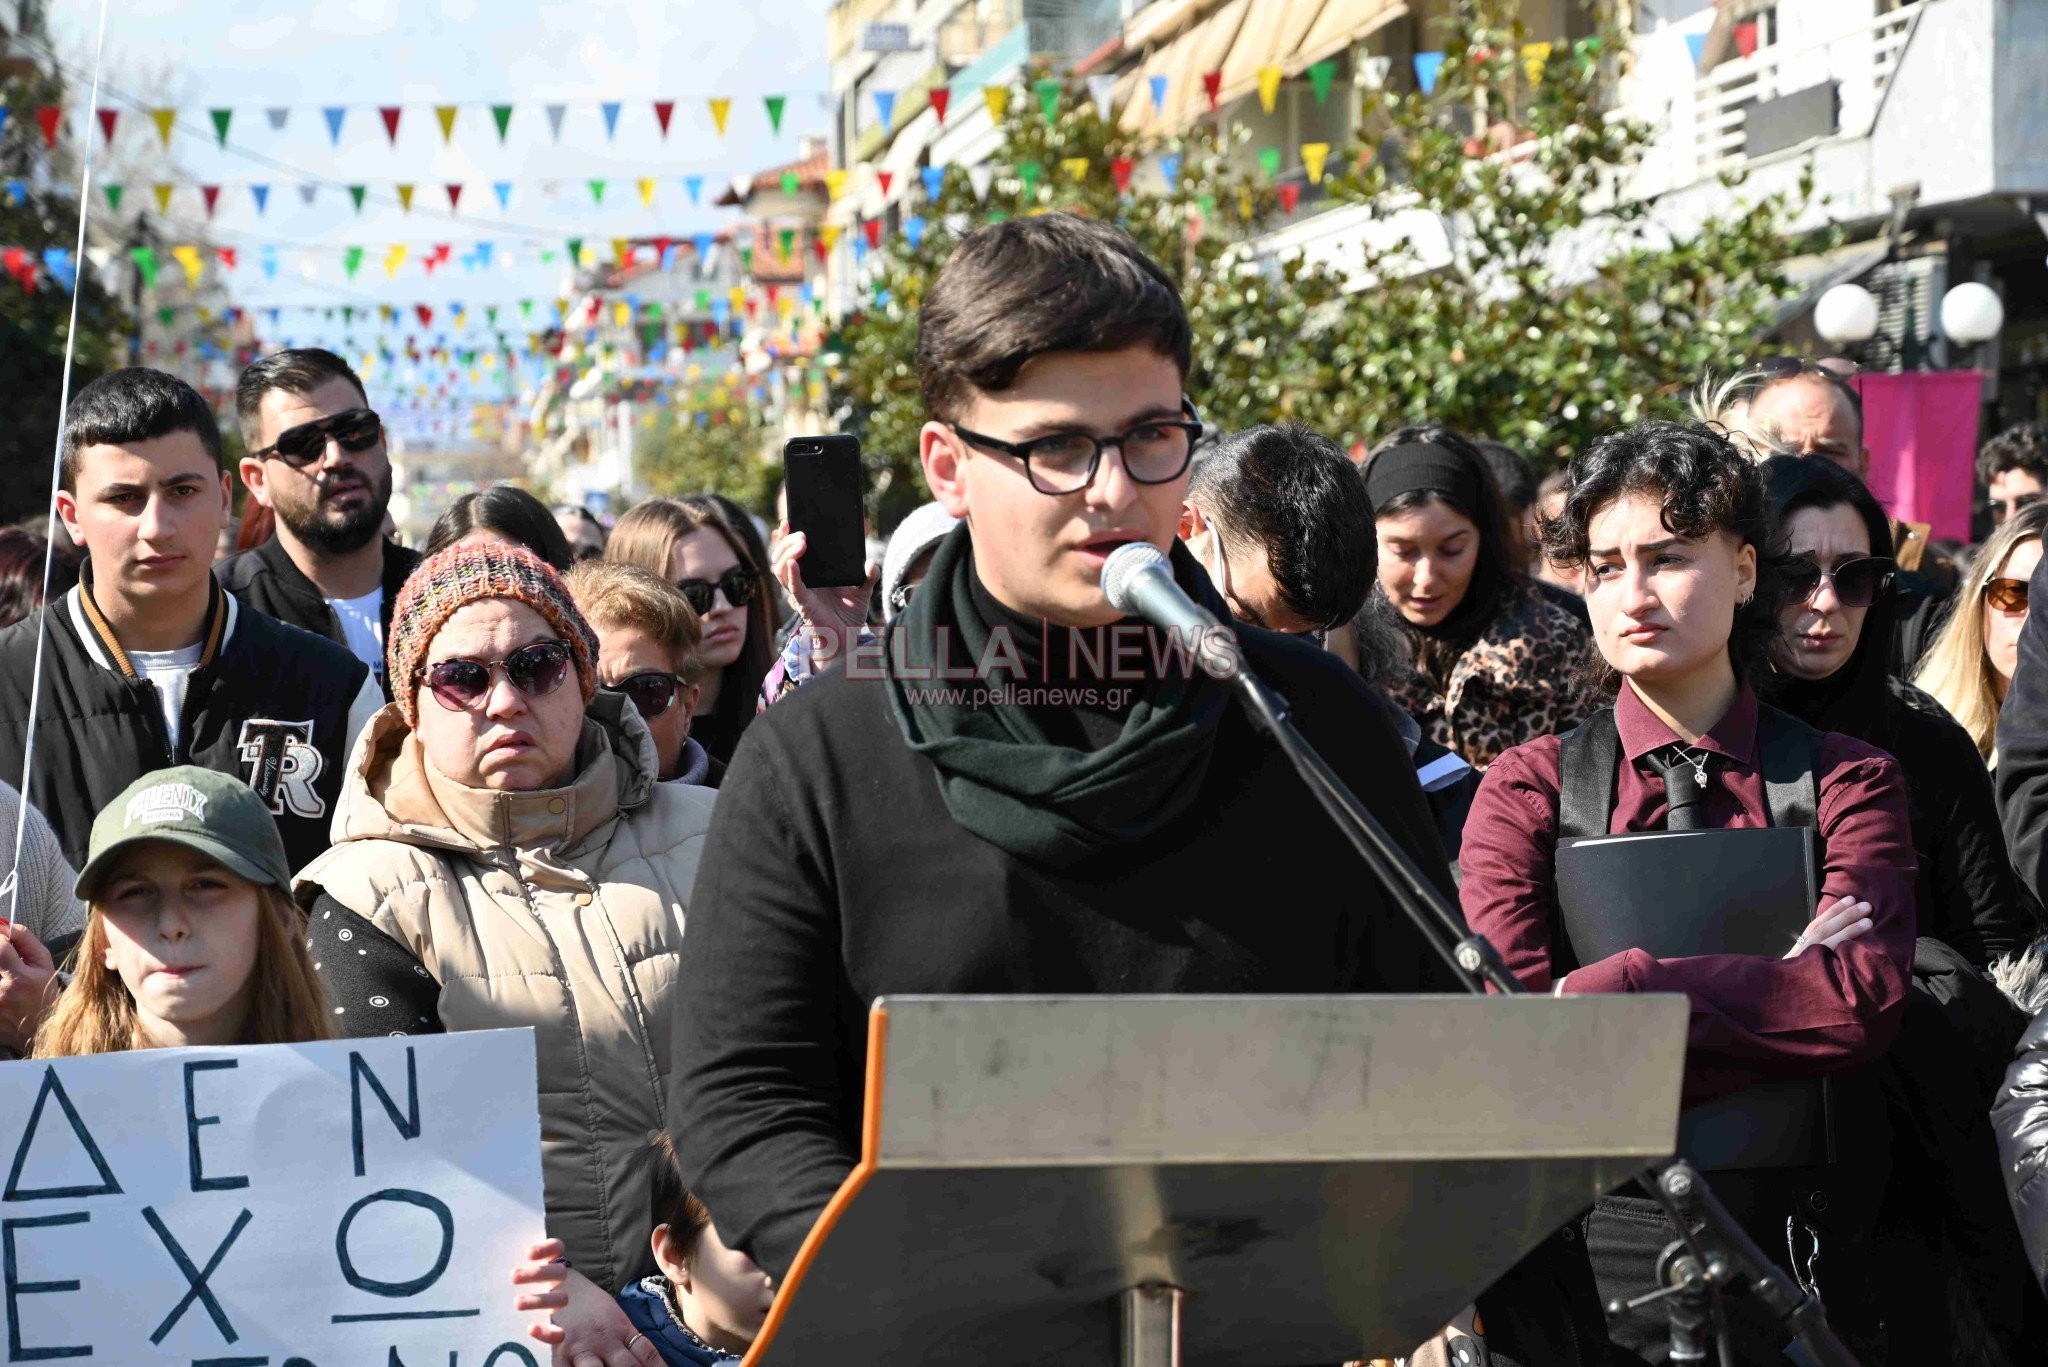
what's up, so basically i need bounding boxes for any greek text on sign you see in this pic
[0,1028,545,1364]
[861,22,912,52]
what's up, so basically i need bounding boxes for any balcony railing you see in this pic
[1692,1,1923,176]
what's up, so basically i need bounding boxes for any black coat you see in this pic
[669,628,1462,1280]
[215,536,419,695]
[2000,548,2048,904]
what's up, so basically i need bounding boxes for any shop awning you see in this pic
[1216,0,1333,107]
[1295,0,1407,73]
[1119,0,1251,139]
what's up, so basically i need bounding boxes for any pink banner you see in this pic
[1850,370,1984,542]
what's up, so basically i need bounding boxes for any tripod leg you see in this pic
[1120,1284,1183,1367]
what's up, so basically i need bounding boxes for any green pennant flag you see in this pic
[1018,161,1042,196]
[348,184,366,213]
[132,246,159,289]
[492,104,514,142]
[1258,146,1281,179]
[764,95,786,134]
[778,228,796,259]
[1196,194,1216,216]
[343,306,356,322]
[567,237,583,264]
[739,244,754,271]
[343,245,364,278]
[540,250,557,264]
[588,179,606,205]
[780,170,799,196]
[209,108,232,146]
[987,210,1010,224]
[519,299,534,319]
[103,183,122,212]
[1035,78,1061,123]
[155,305,176,326]
[694,289,711,310]
[1309,60,1337,105]
[487,304,499,325]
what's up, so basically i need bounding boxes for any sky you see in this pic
[44,0,836,428]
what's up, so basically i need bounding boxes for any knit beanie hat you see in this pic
[881,502,963,620]
[387,541,600,729]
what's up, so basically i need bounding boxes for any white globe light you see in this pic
[1814,283,1880,345]
[1941,281,2005,346]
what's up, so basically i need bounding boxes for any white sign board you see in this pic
[861,22,913,52]
[0,1029,546,1365]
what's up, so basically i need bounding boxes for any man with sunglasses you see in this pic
[217,348,420,695]
[0,368,380,876]
[670,214,1459,1288]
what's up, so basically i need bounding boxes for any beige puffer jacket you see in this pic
[296,690,716,1292]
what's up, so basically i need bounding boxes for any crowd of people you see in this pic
[5,210,2048,1365]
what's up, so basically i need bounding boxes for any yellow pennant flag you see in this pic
[612,238,632,266]
[171,245,203,287]
[435,105,458,143]
[820,224,842,250]
[1301,141,1331,184]
[1522,42,1553,84]
[983,85,1010,121]
[1256,65,1283,114]
[777,292,795,318]
[151,183,174,213]
[384,244,408,277]
[825,169,848,200]
[637,177,657,208]
[396,184,415,211]
[1061,157,1089,182]
[727,286,746,311]
[708,98,732,136]
[1237,189,1254,221]
[150,108,175,148]
[613,301,631,327]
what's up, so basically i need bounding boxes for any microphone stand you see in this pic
[1223,657,1862,1367]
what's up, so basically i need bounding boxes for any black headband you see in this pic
[1365,442,1488,516]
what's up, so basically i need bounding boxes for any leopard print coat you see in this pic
[1383,579,1602,770]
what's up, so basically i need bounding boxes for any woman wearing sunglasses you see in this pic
[295,541,716,1365]
[1765,456,2041,966]
[608,496,779,767]
[1916,501,2048,766]
[566,559,719,788]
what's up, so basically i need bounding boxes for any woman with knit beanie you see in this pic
[294,541,716,1363]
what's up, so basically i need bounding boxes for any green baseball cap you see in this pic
[74,766,293,902]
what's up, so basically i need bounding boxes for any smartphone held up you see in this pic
[783,435,868,587]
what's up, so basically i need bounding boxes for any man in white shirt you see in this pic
[215,348,420,693]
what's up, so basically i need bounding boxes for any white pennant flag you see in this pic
[84,246,112,274]
[1086,74,1117,121]
[545,104,567,141]
[731,172,754,203]
[1359,56,1393,90]
[265,107,290,131]
[967,164,994,202]
[944,213,972,236]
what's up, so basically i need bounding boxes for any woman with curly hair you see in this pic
[1460,420,1915,1364]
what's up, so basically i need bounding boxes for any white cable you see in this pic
[8,0,113,925]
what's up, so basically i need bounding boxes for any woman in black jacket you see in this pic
[1764,455,2043,965]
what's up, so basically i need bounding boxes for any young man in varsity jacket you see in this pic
[0,368,380,875]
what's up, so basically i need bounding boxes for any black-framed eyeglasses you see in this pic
[677,564,759,616]
[951,399,1203,496]
[423,640,573,712]
[607,670,688,721]
[1782,554,1896,610]
[250,407,383,469]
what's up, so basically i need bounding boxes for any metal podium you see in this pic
[741,993,1691,1366]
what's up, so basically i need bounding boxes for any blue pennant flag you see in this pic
[921,166,944,200]
[853,237,869,266]
[493,181,512,209]
[323,106,346,145]
[903,215,926,248]
[660,244,680,271]
[601,102,621,139]
[692,231,715,262]
[1159,153,1182,192]
[873,90,896,127]
[1685,32,1707,68]
[1149,75,1169,111]
[5,180,26,207]
[261,247,278,280]
[0,109,10,139]
[41,248,74,291]
[1414,52,1445,95]
[250,184,270,215]
[711,298,731,325]
[474,241,494,267]
[683,175,704,205]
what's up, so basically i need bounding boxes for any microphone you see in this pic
[1100,541,1223,636]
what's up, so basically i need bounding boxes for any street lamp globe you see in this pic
[1940,282,2004,346]
[1814,284,1880,345]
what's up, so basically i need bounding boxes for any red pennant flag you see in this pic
[200,185,221,217]
[1277,182,1301,213]
[930,88,951,122]
[445,183,463,210]
[217,248,238,269]
[812,238,828,264]
[96,109,118,144]
[1110,157,1134,192]
[877,170,894,196]
[1202,71,1223,111]
[35,106,61,148]
[653,100,675,136]
[416,305,434,326]
[745,297,760,320]
[379,106,403,144]
[2,247,30,290]
[863,219,882,249]
[433,243,452,264]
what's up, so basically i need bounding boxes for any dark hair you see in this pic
[234,348,369,446]
[1367,424,1520,641]
[1979,419,2048,488]
[61,368,222,492]
[1761,454,1896,736]
[1474,439,1537,512]
[1189,423,1374,631]
[916,212,1191,421]
[425,485,576,572]
[643,1131,712,1269]
[1543,419,1785,684]
[0,527,47,630]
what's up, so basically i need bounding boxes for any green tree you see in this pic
[636,399,781,513]
[0,0,133,525]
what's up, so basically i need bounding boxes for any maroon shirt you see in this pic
[1459,681,1916,1100]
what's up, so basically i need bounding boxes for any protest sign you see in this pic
[1,1027,545,1365]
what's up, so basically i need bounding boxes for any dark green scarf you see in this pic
[885,525,1232,866]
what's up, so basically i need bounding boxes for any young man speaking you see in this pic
[670,214,1458,1279]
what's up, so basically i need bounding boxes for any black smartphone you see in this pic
[783,434,868,587]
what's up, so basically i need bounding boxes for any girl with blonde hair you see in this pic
[1914,500,2048,764]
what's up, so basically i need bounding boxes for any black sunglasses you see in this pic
[423,640,573,712]
[951,399,1204,496]
[250,407,383,469]
[1755,355,1861,382]
[677,565,759,616]
[1782,554,1895,610]
[609,670,687,721]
